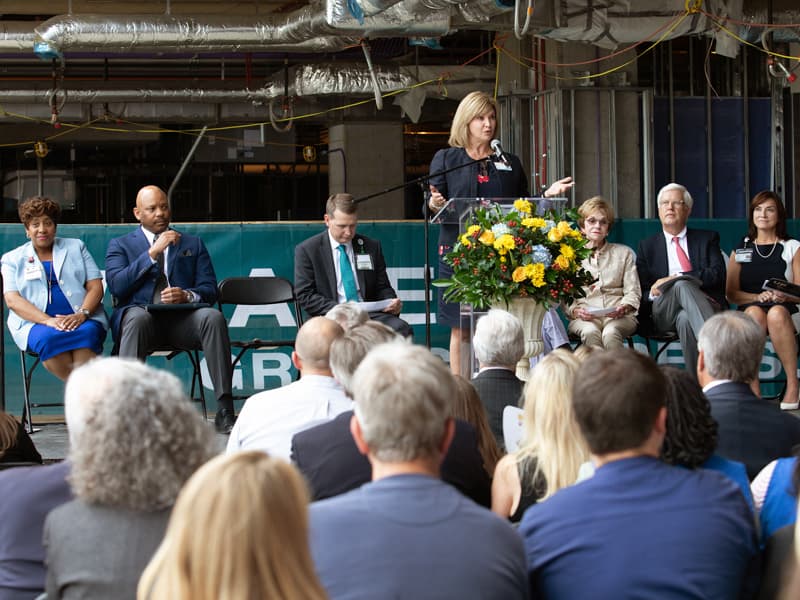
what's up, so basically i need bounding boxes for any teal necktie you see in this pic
[337,244,359,302]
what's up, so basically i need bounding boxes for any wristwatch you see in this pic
[78,308,90,317]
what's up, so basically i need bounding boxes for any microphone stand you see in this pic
[352,155,493,348]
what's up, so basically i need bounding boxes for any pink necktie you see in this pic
[672,237,693,272]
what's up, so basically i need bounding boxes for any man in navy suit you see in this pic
[636,182,726,376]
[294,193,411,337]
[698,311,800,479]
[105,185,235,433]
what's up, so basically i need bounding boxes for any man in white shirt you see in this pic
[226,316,349,459]
[636,182,726,375]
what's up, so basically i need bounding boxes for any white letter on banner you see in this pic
[386,266,436,326]
[228,267,298,328]
[252,352,292,389]
[202,355,244,390]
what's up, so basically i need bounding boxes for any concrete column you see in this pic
[328,122,404,219]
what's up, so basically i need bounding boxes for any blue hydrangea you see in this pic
[530,244,552,266]
[541,219,555,233]
[491,223,512,237]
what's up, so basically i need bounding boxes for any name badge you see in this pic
[356,254,374,271]
[493,161,512,172]
[24,263,42,280]
[735,248,753,263]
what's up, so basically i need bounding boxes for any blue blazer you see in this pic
[0,237,108,351]
[105,227,219,341]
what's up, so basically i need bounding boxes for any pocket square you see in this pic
[181,249,193,257]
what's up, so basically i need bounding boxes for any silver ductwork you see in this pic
[0,22,37,51]
[33,1,451,54]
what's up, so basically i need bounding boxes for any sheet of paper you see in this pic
[357,299,394,312]
[584,306,617,317]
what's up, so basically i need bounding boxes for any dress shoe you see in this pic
[214,408,236,434]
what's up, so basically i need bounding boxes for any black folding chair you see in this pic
[217,276,303,375]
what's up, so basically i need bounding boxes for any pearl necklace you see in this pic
[753,238,779,259]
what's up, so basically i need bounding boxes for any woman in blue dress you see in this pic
[1,196,107,380]
[725,191,800,409]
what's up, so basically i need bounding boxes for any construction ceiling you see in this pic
[0,0,797,128]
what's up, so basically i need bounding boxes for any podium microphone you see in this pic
[490,139,511,167]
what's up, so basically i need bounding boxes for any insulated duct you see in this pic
[33,2,451,54]
[0,22,37,51]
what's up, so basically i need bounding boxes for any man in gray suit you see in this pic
[471,309,525,449]
[698,311,800,479]
[636,183,726,376]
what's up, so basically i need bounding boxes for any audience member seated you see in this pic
[567,196,640,349]
[751,452,799,541]
[291,322,491,507]
[0,410,41,465]
[521,349,759,599]
[294,193,411,336]
[1,196,107,381]
[636,182,726,376]
[726,190,800,410]
[0,461,71,598]
[226,317,348,459]
[309,342,528,599]
[452,375,502,479]
[138,451,327,600]
[44,357,215,600]
[325,301,368,331]
[660,366,754,511]
[491,350,588,523]
[698,311,800,479]
[471,309,525,448]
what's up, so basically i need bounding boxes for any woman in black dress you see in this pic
[427,90,572,374]
[726,190,800,409]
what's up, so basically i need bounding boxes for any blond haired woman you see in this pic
[427,91,573,374]
[491,350,589,522]
[139,451,327,600]
[567,196,640,349]
[452,375,503,478]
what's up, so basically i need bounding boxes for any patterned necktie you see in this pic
[337,244,359,302]
[672,236,693,272]
[152,233,167,302]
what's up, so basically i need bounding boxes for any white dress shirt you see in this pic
[662,227,690,276]
[225,374,351,460]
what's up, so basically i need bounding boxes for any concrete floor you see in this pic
[28,420,228,462]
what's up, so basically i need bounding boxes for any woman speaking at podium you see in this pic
[427,90,570,374]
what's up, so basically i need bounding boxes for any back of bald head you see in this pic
[295,316,344,371]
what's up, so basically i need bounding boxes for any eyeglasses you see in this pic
[585,218,609,226]
[658,200,687,209]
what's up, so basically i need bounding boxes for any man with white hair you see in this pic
[471,308,525,448]
[636,182,726,376]
[698,311,800,479]
[227,316,350,460]
[324,301,368,331]
[309,342,527,599]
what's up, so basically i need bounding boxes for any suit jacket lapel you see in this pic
[166,230,181,279]
[686,229,701,265]
[319,233,339,300]
[354,235,367,297]
[654,234,669,276]
[52,238,66,278]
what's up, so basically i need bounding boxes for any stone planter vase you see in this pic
[490,296,547,380]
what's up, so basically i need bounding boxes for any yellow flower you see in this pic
[559,244,575,260]
[513,199,533,214]
[529,263,546,287]
[554,255,570,270]
[569,228,583,239]
[557,221,574,235]
[500,255,507,263]
[493,233,516,252]
[512,266,527,282]
[524,264,537,277]
[467,224,481,236]
[479,230,495,245]
[522,217,546,229]
[547,228,564,243]
[459,234,472,247]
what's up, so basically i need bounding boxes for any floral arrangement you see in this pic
[435,199,596,309]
